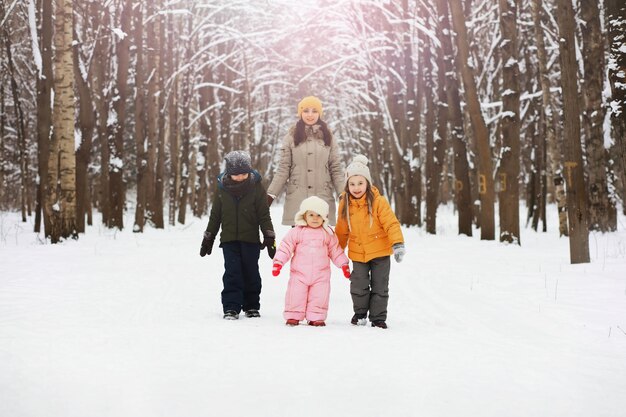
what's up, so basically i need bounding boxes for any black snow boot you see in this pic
[223,310,239,320]
[244,309,260,318]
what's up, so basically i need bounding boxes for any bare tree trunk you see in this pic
[527,105,546,232]
[425,32,443,234]
[432,27,449,233]
[605,0,626,212]
[438,0,472,236]
[107,0,133,230]
[0,69,4,207]
[195,57,213,218]
[34,0,53,234]
[580,0,614,231]
[133,1,146,232]
[167,12,179,226]
[92,7,111,227]
[153,11,166,228]
[530,0,568,236]
[73,37,95,234]
[197,80,217,217]
[403,0,421,227]
[555,0,590,263]
[188,146,198,218]
[145,0,159,226]
[46,0,77,242]
[497,0,521,244]
[386,81,407,222]
[207,91,221,205]
[449,0,495,240]
[177,13,193,225]
[3,21,29,222]
[367,79,383,191]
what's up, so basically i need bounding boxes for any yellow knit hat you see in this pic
[297,96,323,119]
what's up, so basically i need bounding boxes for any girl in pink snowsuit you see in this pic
[272,196,350,326]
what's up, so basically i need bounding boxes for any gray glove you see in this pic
[392,243,405,263]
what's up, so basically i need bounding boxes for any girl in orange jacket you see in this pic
[335,155,405,329]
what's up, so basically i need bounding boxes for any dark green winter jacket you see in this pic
[205,170,274,244]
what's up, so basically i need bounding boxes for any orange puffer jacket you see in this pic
[335,186,404,263]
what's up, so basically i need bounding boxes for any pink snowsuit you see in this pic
[273,225,349,321]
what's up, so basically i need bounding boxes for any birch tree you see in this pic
[45,0,77,242]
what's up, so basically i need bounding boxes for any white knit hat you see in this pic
[345,155,372,184]
[294,196,332,234]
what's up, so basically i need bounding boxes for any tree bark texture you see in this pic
[438,0,472,236]
[555,0,590,263]
[448,0,495,240]
[605,0,626,215]
[153,10,166,228]
[581,0,614,232]
[133,1,147,232]
[3,19,29,222]
[93,21,110,227]
[449,0,494,239]
[530,0,568,236]
[34,0,53,234]
[167,11,180,226]
[425,30,443,235]
[177,13,193,225]
[497,0,521,244]
[46,0,77,242]
[73,37,95,234]
[145,0,159,226]
[107,0,132,230]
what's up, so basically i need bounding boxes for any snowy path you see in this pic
[1,207,625,417]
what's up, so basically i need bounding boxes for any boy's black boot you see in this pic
[244,309,260,318]
[223,310,240,320]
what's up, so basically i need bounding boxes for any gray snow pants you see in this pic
[350,256,390,322]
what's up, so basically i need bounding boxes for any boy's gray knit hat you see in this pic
[224,150,252,175]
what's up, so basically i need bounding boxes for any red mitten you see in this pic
[272,263,282,277]
[342,264,351,279]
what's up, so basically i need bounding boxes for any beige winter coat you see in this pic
[267,124,344,225]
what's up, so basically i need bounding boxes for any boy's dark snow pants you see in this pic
[221,241,262,313]
[350,256,390,322]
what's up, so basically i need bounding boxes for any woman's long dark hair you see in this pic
[294,119,332,146]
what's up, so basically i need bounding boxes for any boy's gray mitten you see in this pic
[392,243,405,263]
[200,231,215,257]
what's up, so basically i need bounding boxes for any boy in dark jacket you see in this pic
[200,150,276,320]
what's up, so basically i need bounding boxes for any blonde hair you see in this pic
[339,182,375,231]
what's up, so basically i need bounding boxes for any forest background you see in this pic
[1,0,625,264]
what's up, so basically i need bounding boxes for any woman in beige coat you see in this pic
[267,96,344,226]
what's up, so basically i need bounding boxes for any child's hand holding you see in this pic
[272,263,282,276]
[261,230,276,259]
[341,264,351,279]
[392,243,405,263]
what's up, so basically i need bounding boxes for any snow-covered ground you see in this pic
[1,205,625,417]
